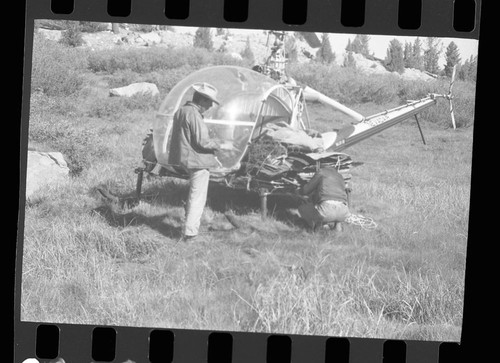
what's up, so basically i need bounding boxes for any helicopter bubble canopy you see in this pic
[153,65,299,173]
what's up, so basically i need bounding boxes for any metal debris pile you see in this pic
[225,137,353,194]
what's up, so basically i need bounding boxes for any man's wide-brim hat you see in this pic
[192,82,220,105]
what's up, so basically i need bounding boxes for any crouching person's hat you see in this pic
[192,82,220,105]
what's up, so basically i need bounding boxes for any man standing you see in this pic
[168,83,221,241]
[297,166,350,231]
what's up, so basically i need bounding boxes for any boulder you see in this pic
[37,28,62,42]
[109,82,160,97]
[400,68,435,81]
[138,32,162,46]
[26,151,70,200]
[229,52,243,61]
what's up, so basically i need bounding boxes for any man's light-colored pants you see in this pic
[183,168,210,237]
[298,200,350,229]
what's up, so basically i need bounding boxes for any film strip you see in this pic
[15,0,486,362]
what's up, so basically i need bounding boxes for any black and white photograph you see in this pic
[21,21,478,342]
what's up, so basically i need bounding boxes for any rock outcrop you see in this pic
[26,151,70,199]
[109,82,160,97]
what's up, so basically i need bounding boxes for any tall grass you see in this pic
[21,129,470,341]
[31,33,88,96]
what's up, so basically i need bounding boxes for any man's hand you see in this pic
[208,141,221,153]
[219,141,236,151]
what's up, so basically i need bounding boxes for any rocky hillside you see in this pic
[37,26,435,81]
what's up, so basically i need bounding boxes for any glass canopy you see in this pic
[153,66,297,173]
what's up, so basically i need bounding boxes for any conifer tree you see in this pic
[193,27,214,51]
[423,37,442,74]
[468,55,478,81]
[459,55,478,82]
[316,33,335,63]
[240,36,255,63]
[344,51,356,68]
[385,39,405,73]
[345,38,352,52]
[412,37,424,70]
[350,34,371,56]
[403,41,414,68]
[444,41,461,77]
[285,34,299,63]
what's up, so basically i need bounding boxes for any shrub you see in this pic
[29,115,109,175]
[87,93,161,119]
[103,69,142,89]
[289,63,400,105]
[87,46,244,74]
[79,21,108,33]
[32,33,88,96]
[288,62,476,128]
[29,92,110,175]
[240,37,255,63]
[141,66,196,94]
[128,24,157,32]
[59,21,85,47]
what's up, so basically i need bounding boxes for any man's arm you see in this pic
[301,172,321,196]
[187,112,220,153]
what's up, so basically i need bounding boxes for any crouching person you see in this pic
[297,166,350,232]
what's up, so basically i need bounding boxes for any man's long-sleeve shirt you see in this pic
[168,102,220,170]
[301,167,347,205]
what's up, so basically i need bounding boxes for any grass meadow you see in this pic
[20,32,475,342]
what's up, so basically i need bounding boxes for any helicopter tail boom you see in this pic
[330,96,437,151]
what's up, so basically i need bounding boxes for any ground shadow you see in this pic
[93,176,310,232]
[91,204,183,239]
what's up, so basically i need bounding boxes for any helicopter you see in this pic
[135,30,456,218]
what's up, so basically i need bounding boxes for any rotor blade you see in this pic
[449,65,457,129]
[300,32,321,48]
[449,64,457,96]
[450,100,456,130]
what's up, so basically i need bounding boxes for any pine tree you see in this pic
[358,34,371,56]
[459,55,477,82]
[193,27,214,51]
[385,39,405,73]
[403,41,414,68]
[345,38,352,52]
[285,34,298,63]
[240,36,255,63]
[316,33,335,63]
[350,34,371,56]
[412,37,424,70]
[444,41,461,77]
[468,55,478,81]
[344,51,356,68]
[458,59,469,81]
[423,37,442,74]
